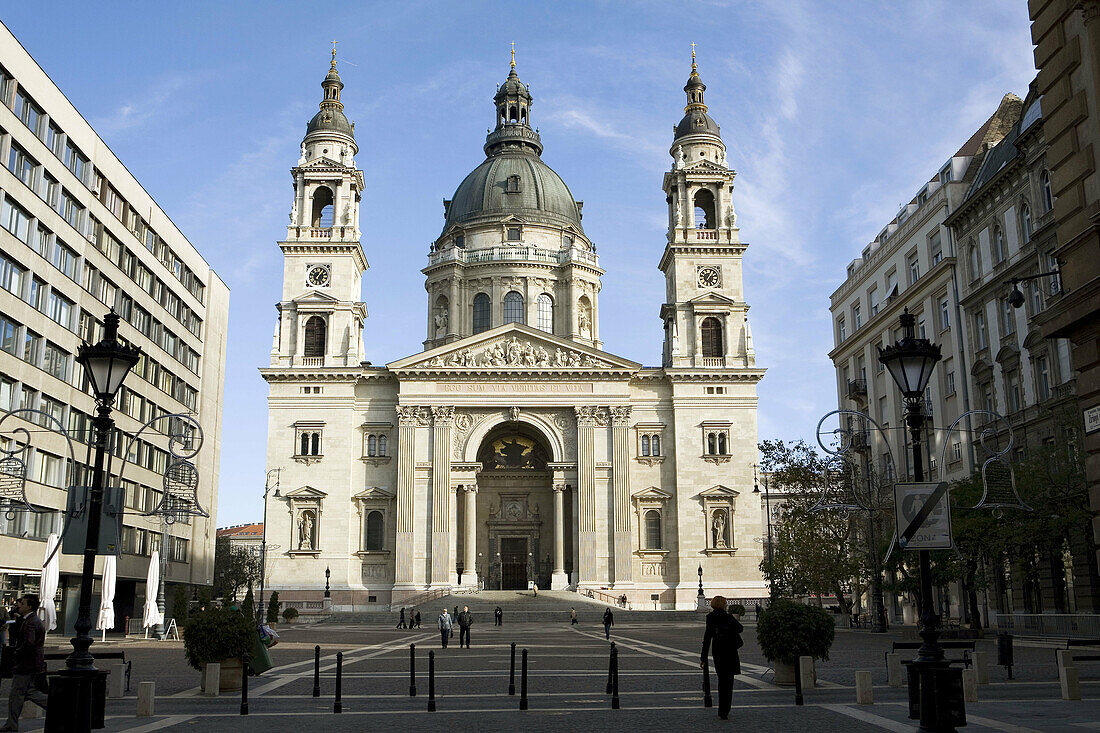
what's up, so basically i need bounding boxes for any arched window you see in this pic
[368,435,377,457]
[304,316,326,357]
[969,240,982,279]
[651,435,660,455]
[472,293,491,334]
[365,510,384,551]
[707,432,718,455]
[644,510,662,550]
[693,189,715,228]
[701,317,723,357]
[378,435,386,456]
[311,432,320,455]
[717,433,727,454]
[992,227,1005,263]
[300,432,310,456]
[1020,203,1032,242]
[311,186,334,228]
[641,435,650,456]
[508,105,518,123]
[536,294,553,332]
[503,291,524,324]
[1040,169,1053,212]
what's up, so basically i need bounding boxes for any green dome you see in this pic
[444,152,584,233]
[306,107,354,138]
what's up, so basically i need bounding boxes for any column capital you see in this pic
[431,405,456,425]
[464,482,478,494]
[397,405,432,426]
[552,483,569,493]
[610,405,632,426]
[574,405,598,426]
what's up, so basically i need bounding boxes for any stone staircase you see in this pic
[328,590,702,625]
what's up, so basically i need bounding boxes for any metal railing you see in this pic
[427,245,599,268]
[846,379,867,399]
[994,613,1100,638]
[391,587,448,612]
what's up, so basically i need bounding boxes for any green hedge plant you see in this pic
[757,599,835,665]
[282,607,299,622]
[266,591,281,624]
[182,606,254,670]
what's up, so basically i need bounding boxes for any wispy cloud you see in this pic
[92,74,199,135]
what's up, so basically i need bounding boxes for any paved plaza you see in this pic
[5,613,1100,732]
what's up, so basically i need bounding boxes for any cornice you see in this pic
[260,368,367,382]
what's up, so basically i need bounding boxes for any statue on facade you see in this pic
[298,512,314,551]
[674,145,685,169]
[712,510,727,549]
[298,143,307,165]
[434,307,449,339]
[578,308,592,339]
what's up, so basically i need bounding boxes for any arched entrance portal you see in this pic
[461,422,565,590]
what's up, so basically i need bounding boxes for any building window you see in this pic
[838,317,846,342]
[974,311,987,349]
[503,291,524,324]
[644,510,662,550]
[939,297,951,331]
[364,510,384,551]
[701,317,723,357]
[43,341,69,381]
[7,143,37,187]
[945,367,956,395]
[506,175,521,193]
[365,433,388,457]
[2,197,31,243]
[1000,297,1015,335]
[1020,203,1032,242]
[1048,254,1061,295]
[907,251,920,285]
[992,227,1006,264]
[693,189,715,228]
[852,303,862,329]
[969,240,981,280]
[704,430,729,456]
[1006,371,1022,412]
[952,442,962,461]
[929,229,942,265]
[536,294,553,333]
[869,287,879,316]
[1036,356,1050,401]
[1029,280,1043,315]
[303,316,326,358]
[297,429,322,457]
[1040,170,1053,212]
[472,293,491,334]
[506,227,521,241]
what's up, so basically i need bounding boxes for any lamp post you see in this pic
[878,309,943,731]
[65,311,140,729]
[154,517,169,639]
[697,565,704,598]
[256,468,281,624]
[324,566,331,598]
[753,465,777,600]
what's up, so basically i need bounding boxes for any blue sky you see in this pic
[2,1,1037,527]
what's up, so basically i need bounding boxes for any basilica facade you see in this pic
[261,50,766,610]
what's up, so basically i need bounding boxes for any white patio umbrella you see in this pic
[142,550,163,634]
[39,532,60,632]
[96,554,117,642]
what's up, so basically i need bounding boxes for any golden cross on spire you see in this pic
[510,41,516,69]
[691,41,697,63]
[331,39,338,66]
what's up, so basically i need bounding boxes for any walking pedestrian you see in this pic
[570,607,578,625]
[457,606,473,648]
[396,606,407,629]
[701,595,744,721]
[414,610,422,629]
[603,608,614,639]
[494,606,503,626]
[1,595,48,732]
[438,608,452,648]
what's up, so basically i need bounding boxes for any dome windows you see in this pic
[507,227,522,242]
[503,291,524,324]
[536,294,553,333]
[473,293,491,334]
[506,175,522,193]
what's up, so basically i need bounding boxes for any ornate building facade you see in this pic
[261,51,765,610]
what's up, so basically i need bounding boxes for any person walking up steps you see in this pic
[701,595,744,721]
[603,608,614,639]
[570,607,578,625]
[414,609,422,629]
[438,608,452,648]
[494,606,503,626]
[396,607,407,629]
[457,606,473,648]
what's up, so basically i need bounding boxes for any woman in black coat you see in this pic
[700,595,744,720]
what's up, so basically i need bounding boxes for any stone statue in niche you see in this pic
[578,308,592,339]
[298,512,314,551]
[298,143,307,165]
[434,307,449,338]
[343,202,352,224]
[712,510,727,549]
[674,145,685,169]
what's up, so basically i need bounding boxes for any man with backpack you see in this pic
[602,607,614,639]
[700,595,744,720]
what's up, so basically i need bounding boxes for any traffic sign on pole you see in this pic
[894,481,952,550]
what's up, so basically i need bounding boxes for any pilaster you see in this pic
[394,406,418,589]
[611,405,633,588]
[575,405,598,586]
[431,406,455,588]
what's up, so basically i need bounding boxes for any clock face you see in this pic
[308,265,330,287]
[698,267,721,288]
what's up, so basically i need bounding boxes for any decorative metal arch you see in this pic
[116,412,208,524]
[812,409,897,513]
[938,409,1030,515]
[0,408,79,519]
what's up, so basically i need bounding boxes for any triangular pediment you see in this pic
[388,322,641,372]
[302,156,344,169]
[688,292,738,305]
[682,159,731,174]
[291,290,340,305]
[353,486,395,501]
[632,487,673,501]
[699,484,740,499]
[285,485,328,499]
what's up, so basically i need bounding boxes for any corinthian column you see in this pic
[462,483,478,587]
[394,406,418,590]
[430,406,455,588]
[611,406,634,589]
[575,406,597,586]
[551,483,568,589]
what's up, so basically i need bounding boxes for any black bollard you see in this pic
[606,642,616,694]
[312,645,321,698]
[334,651,343,714]
[794,657,804,706]
[508,642,516,695]
[611,645,620,710]
[428,650,437,712]
[520,648,529,711]
[702,657,713,708]
[240,653,250,716]
[409,643,417,697]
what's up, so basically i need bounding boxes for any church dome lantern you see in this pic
[305,47,356,144]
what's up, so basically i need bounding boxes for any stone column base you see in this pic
[551,571,569,590]
[460,573,479,587]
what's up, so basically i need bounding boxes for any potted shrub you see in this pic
[757,599,835,685]
[729,603,746,618]
[266,591,281,626]
[282,607,299,624]
[183,606,254,692]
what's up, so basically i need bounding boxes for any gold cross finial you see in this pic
[510,41,516,69]
[331,40,338,66]
[691,42,697,64]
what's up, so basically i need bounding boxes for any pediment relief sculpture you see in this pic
[420,336,616,370]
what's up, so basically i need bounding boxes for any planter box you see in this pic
[218,657,243,692]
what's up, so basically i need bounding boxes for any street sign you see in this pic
[894,481,952,550]
[61,485,123,555]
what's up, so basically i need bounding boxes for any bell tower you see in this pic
[272,49,368,368]
[658,52,755,370]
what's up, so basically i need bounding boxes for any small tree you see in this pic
[240,585,255,622]
[282,607,299,623]
[757,599,835,665]
[173,585,190,627]
[266,591,281,624]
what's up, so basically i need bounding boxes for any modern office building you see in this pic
[0,21,229,632]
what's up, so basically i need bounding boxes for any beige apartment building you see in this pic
[0,22,228,633]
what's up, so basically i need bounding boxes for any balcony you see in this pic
[300,356,323,367]
[426,245,599,268]
[846,379,867,400]
[700,357,725,368]
[694,229,717,240]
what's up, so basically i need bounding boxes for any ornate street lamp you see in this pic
[256,468,281,623]
[697,565,704,598]
[753,465,777,600]
[64,311,140,728]
[879,308,943,731]
[324,566,331,598]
